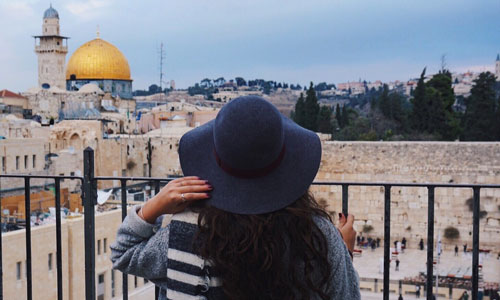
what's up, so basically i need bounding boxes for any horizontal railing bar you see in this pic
[1,174,499,189]
[313,181,500,188]
[94,176,175,181]
[0,174,83,180]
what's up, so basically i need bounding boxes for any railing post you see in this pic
[426,186,435,300]
[24,178,32,300]
[83,147,96,300]
[154,181,160,300]
[472,187,480,300]
[341,184,348,216]
[383,185,391,300]
[120,179,128,300]
[55,179,63,300]
[0,178,3,300]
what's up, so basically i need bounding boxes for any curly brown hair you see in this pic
[192,191,333,300]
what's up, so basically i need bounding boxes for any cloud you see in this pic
[65,0,114,21]
[0,1,36,19]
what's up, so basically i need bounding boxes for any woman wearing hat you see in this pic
[111,96,360,299]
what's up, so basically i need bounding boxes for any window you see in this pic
[111,270,115,297]
[103,238,107,253]
[97,273,105,300]
[70,171,75,176]
[143,163,148,177]
[24,155,28,169]
[16,156,19,170]
[48,253,53,271]
[97,239,101,255]
[32,155,36,169]
[59,173,64,182]
[16,262,22,280]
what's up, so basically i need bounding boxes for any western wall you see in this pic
[311,141,500,250]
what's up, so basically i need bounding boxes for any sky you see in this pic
[0,0,499,92]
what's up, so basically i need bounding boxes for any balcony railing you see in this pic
[0,147,499,300]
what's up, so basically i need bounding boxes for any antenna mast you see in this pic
[158,42,166,100]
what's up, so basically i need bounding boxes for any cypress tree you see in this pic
[463,72,497,141]
[317,105,333,134]
[335,103,342,128]
[293,93,306,127]
[303,82,320,131]
[379,84,390,118]
[341,105,349,127]
[427,70,459,140]
[411,68,428,132]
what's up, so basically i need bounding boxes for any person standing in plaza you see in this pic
[395,258,400,271]
[398,294,404,300]
[455,245,459,256]
[376,237,381,248]
[463,243,467,253]
[415,285,421,298]
[419,238,424,250]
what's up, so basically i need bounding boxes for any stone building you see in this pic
[0,90,30,118]
[2,209,153,300]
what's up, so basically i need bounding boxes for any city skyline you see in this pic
[0,0,498,92]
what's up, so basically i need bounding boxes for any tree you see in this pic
[303,82,320,131]
[335,104,342,128]
[235,77,247,87]
[200,78,212,88]
[462,72,497,141]
[214,77,226,86]
[317,106,333,134]
[379,84,390,118]
[292,93,306,127]
[341,105,349,128]
[427,70,460,140]
[148,84,160,94]
[410,68,428,132]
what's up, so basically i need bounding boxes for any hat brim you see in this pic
[178,116,321,214]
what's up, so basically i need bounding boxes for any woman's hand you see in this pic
[139,176,212,224]
[338,213,356,254]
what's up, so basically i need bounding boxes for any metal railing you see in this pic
[0,147,498,300]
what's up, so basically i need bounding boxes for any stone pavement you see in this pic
[354,246,500,299]
[353,247,500,283]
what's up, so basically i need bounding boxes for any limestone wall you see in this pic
[312,141,500,250]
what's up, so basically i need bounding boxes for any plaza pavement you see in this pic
[354,246,500,299]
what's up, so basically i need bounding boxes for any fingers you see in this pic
[338,213,347,227]
[182,192,211,202]
[345,214,355,226]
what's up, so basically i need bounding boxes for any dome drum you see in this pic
[67,79,132,99]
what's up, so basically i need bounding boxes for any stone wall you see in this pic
[312,141,500,250]
[1,209,152,300]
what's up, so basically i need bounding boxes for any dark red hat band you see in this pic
[214,145,286,179]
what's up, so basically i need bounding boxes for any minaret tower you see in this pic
[496,54,500,81]
[33,5,69,89]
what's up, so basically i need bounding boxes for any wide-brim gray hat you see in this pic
[179,96,321,214]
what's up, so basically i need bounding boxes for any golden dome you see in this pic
[66,38,131,81]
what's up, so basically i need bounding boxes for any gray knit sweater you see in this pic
[110,206,360,299]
